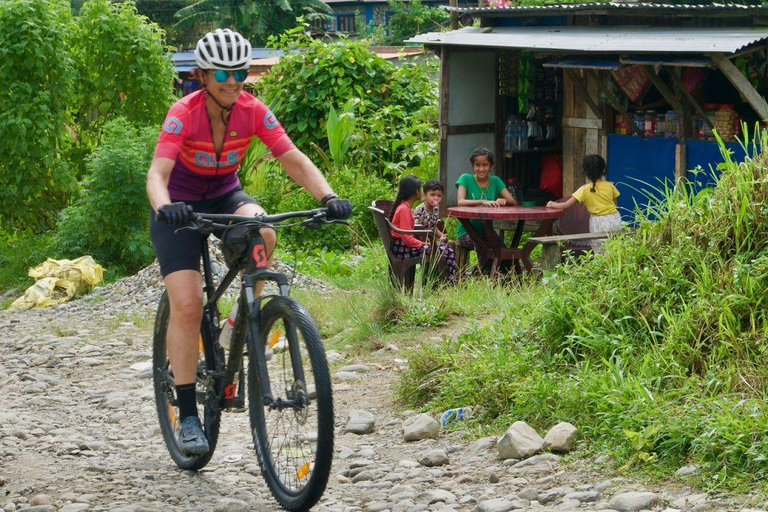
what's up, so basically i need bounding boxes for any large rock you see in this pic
[213,498,249,512]
[402,413,440,441]
[473,498,527,512]
[418,448,449,467]
[538,486,575,504]
[543,422,578,453]
[470,436,496,451]
[497,421,544,460]
[344,410,376,434]
[609,492,661,512]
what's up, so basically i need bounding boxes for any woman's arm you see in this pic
[546,197,578,210]
[457,185,499,207]
[276,148,335,201]
[146,157,176,211]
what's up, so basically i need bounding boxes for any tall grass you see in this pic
[399,129,768,493]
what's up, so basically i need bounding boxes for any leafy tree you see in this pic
[381,0,450,45]
[259,29,439,181]
[0,0,76,227]
[258,29,401,151]
[54,118,157,272]
[173,0,331,46]
[69,0,175,175]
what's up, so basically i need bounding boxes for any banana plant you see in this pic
[326,100,357,165]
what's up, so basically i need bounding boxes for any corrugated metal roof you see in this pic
[447,2,766,15]
[408,26,768,53]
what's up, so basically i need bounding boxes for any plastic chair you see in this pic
[370,200,432,290]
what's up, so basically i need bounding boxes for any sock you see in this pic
[176,383,198,421]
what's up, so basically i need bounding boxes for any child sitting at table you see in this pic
[391,174,457,284]
[455,148,517,273]
[546,154,622,252]
[413,179,449,243]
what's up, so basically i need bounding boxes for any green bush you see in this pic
[377,0,450,45]
[0,0,75,227]
[260,30,397,152]
[244,160,393,251]
[69,0,175,177]
[53,118,157,273]
[260,30,439,178]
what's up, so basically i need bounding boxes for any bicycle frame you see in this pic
[199,226,307,411]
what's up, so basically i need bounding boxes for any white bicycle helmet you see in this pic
[194,28,252,70]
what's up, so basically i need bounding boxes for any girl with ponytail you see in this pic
[546,154,622,252]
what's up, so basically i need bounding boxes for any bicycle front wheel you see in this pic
[152,291,223,470]
[248,296,334,512]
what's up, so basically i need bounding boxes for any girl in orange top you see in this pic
[390,174,457,283]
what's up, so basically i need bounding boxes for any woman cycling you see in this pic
[146,28,352,456]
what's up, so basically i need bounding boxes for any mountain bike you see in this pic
[152,208,340,512]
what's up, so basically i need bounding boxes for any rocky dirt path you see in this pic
[0,263,764,512]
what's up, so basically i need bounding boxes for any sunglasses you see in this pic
[211,69,248,83]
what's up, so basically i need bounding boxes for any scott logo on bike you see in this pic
[224,384,237,400]
[252,243,267,268]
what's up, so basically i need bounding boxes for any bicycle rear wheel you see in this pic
[152,291,223,470]
[248,296,334,512]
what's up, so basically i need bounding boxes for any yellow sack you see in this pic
[9,256,103,310]
[27,256,103,294]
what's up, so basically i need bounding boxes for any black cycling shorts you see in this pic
[150,188,258,277]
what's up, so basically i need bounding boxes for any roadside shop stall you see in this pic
[410,2,768,218]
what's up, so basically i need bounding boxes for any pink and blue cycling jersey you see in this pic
[154,89,295,201]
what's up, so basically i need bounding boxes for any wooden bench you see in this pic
[529,231,619,269]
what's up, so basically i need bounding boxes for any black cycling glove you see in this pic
[326,198,353,220]
[156,202,192,226]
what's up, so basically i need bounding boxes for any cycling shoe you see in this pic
[178,416,209,456]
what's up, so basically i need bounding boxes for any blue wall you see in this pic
[685,139,752,193]
[606,135,677,220]
[607,135,754,220]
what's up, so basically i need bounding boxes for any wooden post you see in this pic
[711,53,768,121]
[675,141,687,184]
[587,69,642,136]
[539,244,560,270]
[449,0,459,30]
[666,68,714,131]
[564,68,601,118]
[439,46,451,212]
[639,66,684,117]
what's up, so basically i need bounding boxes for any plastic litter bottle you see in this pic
[440,406,474,427]
[218,302,238,350]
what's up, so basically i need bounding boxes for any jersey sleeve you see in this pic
[253,100,295,158]
[612,183,620,199]
[154,102,192,161]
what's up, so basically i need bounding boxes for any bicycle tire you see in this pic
[152,291,223,470]
[248,296,334,512]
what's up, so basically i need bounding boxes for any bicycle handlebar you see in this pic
[179,208,346,234]
[190,208,328,225]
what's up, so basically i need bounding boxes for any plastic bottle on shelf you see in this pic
[505,116,515,152]
[218,302,238,350]
[665,110,679,139]
[517,119,529,151]
[643,111,654,137]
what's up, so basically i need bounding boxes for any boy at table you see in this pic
[455,148,517,272]
[414,179,449,243]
